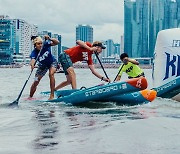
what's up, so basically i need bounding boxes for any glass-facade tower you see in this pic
[76,25,93,43]
[124,0,180,58]
[124,0,149,58]
[0,15,13,64]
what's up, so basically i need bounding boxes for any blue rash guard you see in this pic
[30,40,56,68]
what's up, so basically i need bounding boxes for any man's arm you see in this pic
[50,38,59,46]
[88,64,110,82]
[30,59,36,70]
[115,75,121,81]
[44,35,59,46]
[127,58,139,65]
[76,40,97,51]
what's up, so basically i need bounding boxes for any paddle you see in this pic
[94,51,110,81]
[8,48,42,107]
[113,64,124,82]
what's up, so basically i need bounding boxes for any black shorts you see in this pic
[128,72,145,79]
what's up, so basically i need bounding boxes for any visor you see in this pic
[93,42,106,49]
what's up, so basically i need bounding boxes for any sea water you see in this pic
[0,66,180,154]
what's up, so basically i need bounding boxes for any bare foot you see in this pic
[25,97,36,101]
[48,94,54,100]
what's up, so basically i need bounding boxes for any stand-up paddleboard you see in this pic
[152,28,180,101]
[42,89,77,97]
[42,88,157,106]
[102,89,157,105]
[44,77,147,105]
[153,77,180,98]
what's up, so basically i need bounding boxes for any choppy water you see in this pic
[0,66,180,154]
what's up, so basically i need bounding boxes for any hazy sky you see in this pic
[0,0,124,47]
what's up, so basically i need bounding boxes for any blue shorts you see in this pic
[59,53,73,75]
[35,61,58,77]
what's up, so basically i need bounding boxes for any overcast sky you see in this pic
[0,0,124,47]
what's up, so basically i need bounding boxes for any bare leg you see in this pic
[67,67,76,89]
[55,75,71,90]
[55,67,76,90]
[48,67,56,100]
[29,76,43,98]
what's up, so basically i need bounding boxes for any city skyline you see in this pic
[124,0,180,58]
[0,15,121,65]
[0,0,124,47]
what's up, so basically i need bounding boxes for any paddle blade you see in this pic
[8,100,19,107]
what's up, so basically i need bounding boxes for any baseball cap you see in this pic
[92,41,106,49]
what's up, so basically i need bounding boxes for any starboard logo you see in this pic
[85,85,119,97]
[163,52,180,80]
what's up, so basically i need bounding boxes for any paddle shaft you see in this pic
[13,49,41,103]
[113,64,124,82]
[16,70,33,101]
[94,51,109,79]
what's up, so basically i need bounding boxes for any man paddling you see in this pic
[115,53,145,81]
[29,35,59,100]
[55,40,110,90]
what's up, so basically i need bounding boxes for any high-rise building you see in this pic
[101,40,120,58]
[38,31,52,39]
[124,0,180,58]
[104,39,115,57]
[0,15,38,64]
[114,43,121,56]
[124,0,134,57]
[0,15,13,64]
[12,19,38,59]
[124,0,149,58]
[120,35,124,54]
[76,25,93,43]
[149,0,179,57]
[51,34,61,62]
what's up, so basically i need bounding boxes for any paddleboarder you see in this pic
[115,53,145,81]
[29,35,59,100]
[55,40,110,90]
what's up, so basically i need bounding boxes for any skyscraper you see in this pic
[104,39,115,57]
[76,25,93,43]
[124,0,136,57]
[12,19,38,59]
[124,0,180,58]
[124,0,149,58]
[149,0,179,57]
[0,15,13,64]
[51,34,61,62]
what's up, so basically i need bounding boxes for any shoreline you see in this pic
[0,64,153,69]
[0,64,23,68]
[73,63,152,69]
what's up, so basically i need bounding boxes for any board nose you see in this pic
[127,77,148,90]
[140,89,157,102]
